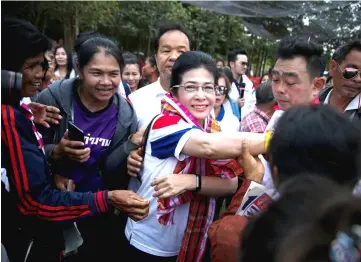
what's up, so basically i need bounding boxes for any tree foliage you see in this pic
[2,1,276,75]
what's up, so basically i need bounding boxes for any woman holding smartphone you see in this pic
[36,37,148,261]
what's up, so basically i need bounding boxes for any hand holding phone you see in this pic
[68,121,85,143]
[52,124,90,163]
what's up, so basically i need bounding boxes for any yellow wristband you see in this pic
[264,130,273,152]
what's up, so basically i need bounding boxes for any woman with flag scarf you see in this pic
[125,51,267,262]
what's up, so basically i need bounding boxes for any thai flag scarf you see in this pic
[157,93,242,262]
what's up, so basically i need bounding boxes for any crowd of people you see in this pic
[1,14,361,262]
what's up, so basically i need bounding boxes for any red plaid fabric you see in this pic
[20,103,45,154]
[157,94,243,262]
[239,107,270,133]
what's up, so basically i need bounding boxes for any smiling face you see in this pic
[78,50,121,103]
[330,49,361,98]
[215,77,227,109]
[272,57,322,110]
[20,53,45,97]
[174,67,216,126]
[55,47,67,66]
[156,30,190,80]
[122,63,141,92]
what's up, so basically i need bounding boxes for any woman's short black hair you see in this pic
[269,105,361,187]
[2,15,49,71]
[170,51,218,96]
[77,37,124,71]
[54,45,73,79]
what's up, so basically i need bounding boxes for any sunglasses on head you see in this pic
[338,64,360,80]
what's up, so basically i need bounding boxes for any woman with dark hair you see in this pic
[36,37,149,260]
[217,67,241,120]
[121,53,143,92]
[54,45,73,79]
[125,51,266,261]
[215,71,240,131]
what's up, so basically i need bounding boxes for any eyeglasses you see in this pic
[217,86,228,95]
[172,84,219,94]
[338,64,360,80]
[239,61,248,66]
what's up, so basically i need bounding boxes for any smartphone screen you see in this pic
[68,121,85,143]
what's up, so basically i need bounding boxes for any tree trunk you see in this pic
[74,6,80,41]
[261,49,268,75]
[42,15,47,34]
[64,16,73,51]
[224,16,231,60]
[147,25,152,57]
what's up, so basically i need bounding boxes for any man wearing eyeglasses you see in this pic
[228,49,256,119]
[319,40,361,124]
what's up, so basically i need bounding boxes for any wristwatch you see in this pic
[195,175,202,192]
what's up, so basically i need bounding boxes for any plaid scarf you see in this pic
[157,93,242,262]
[20,103,45,154]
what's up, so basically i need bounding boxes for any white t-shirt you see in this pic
[125,115,203,257]
[216,105,240,132]
[128,79,167,129]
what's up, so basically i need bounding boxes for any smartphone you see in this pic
[68,121,85,143]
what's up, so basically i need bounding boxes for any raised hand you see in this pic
[52,131,90,163]
[29,102,62,128]
[237,140,264,184]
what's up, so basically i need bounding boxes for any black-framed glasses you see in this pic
[240,61,248,66]
[338,64,360,80]
[217,86,228,95]
[172,84,219,94]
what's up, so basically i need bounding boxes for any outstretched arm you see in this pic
[182,131,266,159]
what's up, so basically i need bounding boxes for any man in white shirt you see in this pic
[128,23,191,129]
[261,36,326,187]
[227,49,256,119]
[319,40,361,124]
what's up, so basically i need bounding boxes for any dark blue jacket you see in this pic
[1,104,110,222]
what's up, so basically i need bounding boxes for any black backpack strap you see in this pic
[141,114,161,159]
